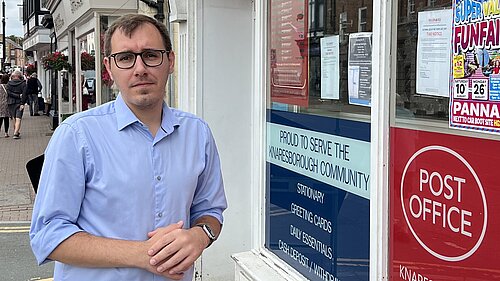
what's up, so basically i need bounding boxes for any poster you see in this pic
[390,127,500,280]
[270,0,309,107]
[348,33,372,107]
[320,36,340,100]
[450,1,500,134]
[416,9,453,97]
[266,110,370,281]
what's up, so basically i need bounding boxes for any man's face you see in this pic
[103,23,174,111]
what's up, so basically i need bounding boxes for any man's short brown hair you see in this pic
[104,14,172,57]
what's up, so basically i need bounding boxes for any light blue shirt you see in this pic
[30,95,227,281]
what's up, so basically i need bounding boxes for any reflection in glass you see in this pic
[269,0,373,119]
[100,15,120,104]
[396,0,451,121]
[80,32,97,111]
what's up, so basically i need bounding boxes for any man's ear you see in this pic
[103,57,114,81]
[168,51,175,75]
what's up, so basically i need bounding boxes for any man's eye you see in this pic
[117,54,133,61]
[143,51,160,59]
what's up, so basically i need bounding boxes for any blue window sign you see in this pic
[265,110,370,281]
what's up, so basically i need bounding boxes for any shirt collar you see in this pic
[115,94,180,134]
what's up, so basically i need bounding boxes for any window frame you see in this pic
[359,7,367,32]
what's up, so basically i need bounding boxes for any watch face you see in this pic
[203,224,216,240]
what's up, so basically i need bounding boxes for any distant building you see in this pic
[0,36,25,71]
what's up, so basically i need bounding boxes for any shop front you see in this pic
[44,0,138,122]
[230,0,500,280]
[390,1,500,280]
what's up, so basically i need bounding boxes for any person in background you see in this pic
[26,73,43,116]
[0,74,10,137]
[6,70,27,139]
[30,14,227,281]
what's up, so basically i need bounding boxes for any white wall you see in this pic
[196,1,253,280]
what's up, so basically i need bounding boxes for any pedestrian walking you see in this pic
[30,14,227,281]
[6,70,27,139]
[26,73,42,116]
[0,74,10,137]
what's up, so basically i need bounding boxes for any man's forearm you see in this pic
[48,232,150,269]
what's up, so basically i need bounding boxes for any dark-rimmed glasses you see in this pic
[108,49,169,69]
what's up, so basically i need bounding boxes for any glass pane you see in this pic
[395,0,452,121]
[265,1,372,280]
[270,0,372,118]
[100,16,119,104]
[79,31,96,111]
[59,49,73,119]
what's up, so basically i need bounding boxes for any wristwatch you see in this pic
[196,223,217,248]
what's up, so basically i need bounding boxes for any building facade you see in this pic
[23,0,500,280]
[170,0,500,280]
[22,0,51,117]
[5,38,25,69]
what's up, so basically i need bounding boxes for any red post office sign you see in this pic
[391,127,500,280]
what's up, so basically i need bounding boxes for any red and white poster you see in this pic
[390,127,500,280]
[450,0,500,134]
[269,0,309,107]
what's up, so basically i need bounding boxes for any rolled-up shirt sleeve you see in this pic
[30,123,87,265]
[190,124,227,225]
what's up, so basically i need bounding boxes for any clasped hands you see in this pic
[143,221,210,280]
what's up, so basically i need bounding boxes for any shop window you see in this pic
[266,1,372,280]
[391,1,500,280]
[100,15,120,104]
[396,0,452,122]
[79,32,97,111]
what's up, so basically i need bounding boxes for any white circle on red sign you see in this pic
[401,145,487,262]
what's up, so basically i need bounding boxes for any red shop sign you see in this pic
[391,128,500,281]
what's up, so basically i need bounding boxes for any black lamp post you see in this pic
[2,0,5,73]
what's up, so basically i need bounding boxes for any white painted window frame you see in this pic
[370,0,392,279]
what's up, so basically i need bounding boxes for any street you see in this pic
[0,223,53,280]
[0,114,54,280]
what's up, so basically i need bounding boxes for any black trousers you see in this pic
[28,94,39,115]
[0,117,9,133]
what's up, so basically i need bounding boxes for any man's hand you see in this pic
[141,221,186,280]
[147,223,209,275]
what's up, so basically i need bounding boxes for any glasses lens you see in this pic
[141,50,163,67]
[114,52,136,69]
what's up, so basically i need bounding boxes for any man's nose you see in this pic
[133,55,148,75]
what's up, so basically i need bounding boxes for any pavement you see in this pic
[0,113,53,223]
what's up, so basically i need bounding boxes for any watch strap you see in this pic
[196,223,216,248]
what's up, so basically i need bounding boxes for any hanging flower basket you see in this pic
[81,51,95,71]
[42,52,71,71]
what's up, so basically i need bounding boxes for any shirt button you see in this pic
[158,212,163,217]
[156,176,161,181]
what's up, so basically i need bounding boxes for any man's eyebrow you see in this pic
[111,48,162,54]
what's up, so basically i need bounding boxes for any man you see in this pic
[6,70,27,139]
[25,73,43,116]
[30,14,227,281]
